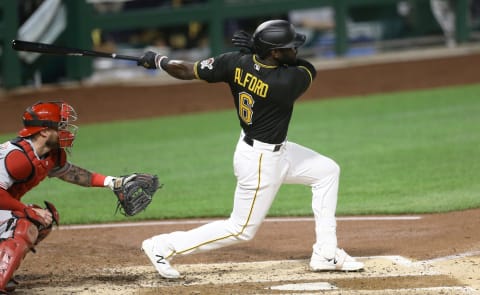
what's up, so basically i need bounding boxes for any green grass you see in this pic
[1,83,479,224]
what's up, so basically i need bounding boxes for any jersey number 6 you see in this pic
[239,92,254,125]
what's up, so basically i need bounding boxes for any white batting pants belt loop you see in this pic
[243,135,284,152]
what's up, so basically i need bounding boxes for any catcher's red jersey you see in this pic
[0,138,66,200]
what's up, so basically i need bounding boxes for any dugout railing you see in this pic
[0,0,471,89]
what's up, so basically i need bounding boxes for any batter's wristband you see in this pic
[156,56,169,70]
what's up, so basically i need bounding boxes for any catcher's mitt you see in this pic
[113,173,161,216]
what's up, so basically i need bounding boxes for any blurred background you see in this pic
[1,0,479,90]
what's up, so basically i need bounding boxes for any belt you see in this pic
[243,135,283,152]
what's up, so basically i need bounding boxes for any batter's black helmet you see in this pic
[253,20,306,58]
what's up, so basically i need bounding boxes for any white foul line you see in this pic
[415,250,480,265]
[362,251,480,267]
[58,215,421,230]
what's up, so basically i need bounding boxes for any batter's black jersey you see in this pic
[194,51,316,144]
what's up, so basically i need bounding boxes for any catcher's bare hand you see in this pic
[111,173,161,216]
[30,208,52,227]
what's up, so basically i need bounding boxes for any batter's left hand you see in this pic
[138,51,159,69]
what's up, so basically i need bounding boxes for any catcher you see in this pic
[0,101,159,293]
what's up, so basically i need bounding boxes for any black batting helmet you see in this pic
[252,20,306,58]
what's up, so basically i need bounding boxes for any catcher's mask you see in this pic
[18,101,78,150]
[253,19,306,58]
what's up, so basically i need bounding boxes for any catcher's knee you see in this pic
[0,218,38,291]
[12,218,39,248]
[2,215,40,250]
[13,202,59,246]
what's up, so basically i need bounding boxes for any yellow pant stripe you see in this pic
[175,153,263,256]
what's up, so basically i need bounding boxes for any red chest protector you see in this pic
[6,138,66,200]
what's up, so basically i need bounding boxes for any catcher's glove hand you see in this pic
[112,173,162,216]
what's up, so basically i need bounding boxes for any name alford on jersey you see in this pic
[233,68,268,98]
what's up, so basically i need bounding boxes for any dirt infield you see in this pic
[15,212,480,294]
[1,47,480,294]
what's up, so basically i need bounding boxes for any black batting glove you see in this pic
[137,51,158,69]
[232,30,254,53]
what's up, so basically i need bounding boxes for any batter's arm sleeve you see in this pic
[296,58,317,81]
[195,52,240,83]
[0,188,27,211]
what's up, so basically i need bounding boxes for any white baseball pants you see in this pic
[162,131,339,258]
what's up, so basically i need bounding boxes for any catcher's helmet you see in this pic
[18,101,78,148]
[253,20,306,58]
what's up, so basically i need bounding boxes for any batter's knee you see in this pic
[312,156,340,178]
[325,158,341,179]
[326,158,340,176]
[310,158,341,191]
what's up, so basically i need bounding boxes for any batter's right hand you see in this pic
[138,51,159,69]
[232,30,254,53]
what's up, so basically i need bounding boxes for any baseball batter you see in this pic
[138,19,364,279]
[0,101,140,293]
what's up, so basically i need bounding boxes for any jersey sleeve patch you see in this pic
[5,150,33,181]
[199,57,215,70]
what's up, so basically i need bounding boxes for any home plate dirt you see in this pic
[10,209,480,294]
[16,255,480,294]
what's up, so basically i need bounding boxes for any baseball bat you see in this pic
[11,39,140,62]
